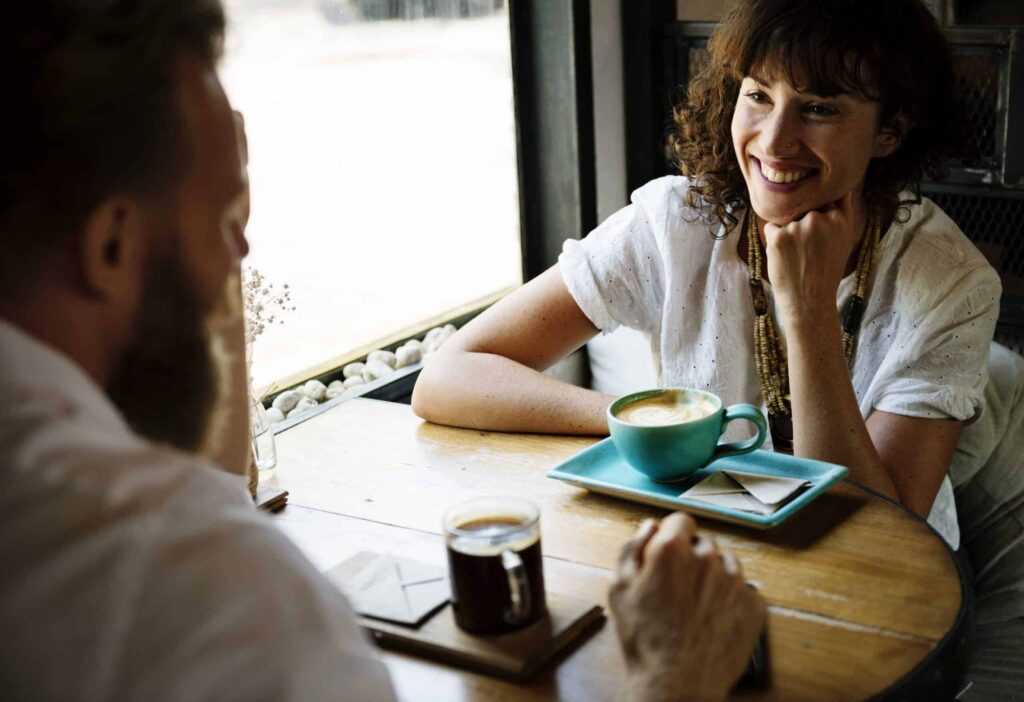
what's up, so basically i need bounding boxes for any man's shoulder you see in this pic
[0,401,395,700]
[0,401,249,694]
[0,386,246,517]
[0,380,270,607]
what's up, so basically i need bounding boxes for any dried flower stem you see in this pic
[242,265,296,400]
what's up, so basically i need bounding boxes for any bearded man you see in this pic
[0,2,396,699]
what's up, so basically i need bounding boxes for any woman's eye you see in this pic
[804,103,838,117]
[745,90,769,105]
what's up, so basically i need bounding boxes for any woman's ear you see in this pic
[874,112,914,158]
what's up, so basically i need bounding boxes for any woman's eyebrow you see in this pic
[745,72,856,103]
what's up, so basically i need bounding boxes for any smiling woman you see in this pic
[672,0,970,231]
[411,0,1000,546]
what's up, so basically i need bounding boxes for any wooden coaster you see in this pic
[360,591,605,681]
[255,485,289,512]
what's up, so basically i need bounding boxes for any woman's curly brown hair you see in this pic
[670,0,971,231]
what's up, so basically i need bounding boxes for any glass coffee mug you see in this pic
[443,497,547,635]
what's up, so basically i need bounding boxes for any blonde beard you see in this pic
[197,269,253,485]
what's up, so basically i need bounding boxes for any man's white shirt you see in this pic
[0,320,397,702]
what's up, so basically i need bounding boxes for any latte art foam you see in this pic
[615,395,717,426]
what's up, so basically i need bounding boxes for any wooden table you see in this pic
[268,398,968,701]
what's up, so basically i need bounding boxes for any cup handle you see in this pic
[711,404,768,461]
[501,549,531,625]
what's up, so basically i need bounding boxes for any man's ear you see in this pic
[78,197,147,300]
[874,112,914,158]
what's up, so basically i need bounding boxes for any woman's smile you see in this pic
[751,156,817,190]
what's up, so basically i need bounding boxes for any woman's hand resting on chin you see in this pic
[763,189,867,324]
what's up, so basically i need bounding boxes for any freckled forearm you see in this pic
[784,309,898,499]
[412,350,615,435]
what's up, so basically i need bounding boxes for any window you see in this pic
[221,0,521,390]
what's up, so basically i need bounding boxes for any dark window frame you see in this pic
[511,0,597,279]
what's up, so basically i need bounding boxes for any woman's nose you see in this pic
[760,109,801,158]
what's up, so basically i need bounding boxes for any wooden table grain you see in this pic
[267,398,966,701]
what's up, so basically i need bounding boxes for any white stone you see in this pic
[424,326,454,353]
[327,379,344,393]
[421,350,435,365]
[425,332,453,353]
[343,376,365,389]
[444,323,456,334]
[403,338,423,351]
[325,387,344,400]
[343,362,365,379]
[362,359,395,383]
[271,389,303,414]
[288,397,319,418]
[302,379,327,402]
[395,345,422,368]
[367,349,397,368]
[266,407,286,423]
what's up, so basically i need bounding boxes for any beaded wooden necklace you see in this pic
[746,210,881,454]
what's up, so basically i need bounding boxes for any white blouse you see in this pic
[560,176,1002,547]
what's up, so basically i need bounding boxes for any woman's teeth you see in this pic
[759,161,810,184]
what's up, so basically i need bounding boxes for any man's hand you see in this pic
[609,513,766,702]
[764,188,866,323]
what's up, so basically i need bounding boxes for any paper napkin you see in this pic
[680,470,809,515]
[327,551,450,626]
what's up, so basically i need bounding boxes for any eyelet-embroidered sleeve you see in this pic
[870,239,1002,423]
[559,180,670,334]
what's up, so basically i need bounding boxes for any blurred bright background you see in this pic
[221,0,522,389]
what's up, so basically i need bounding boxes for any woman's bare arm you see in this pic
[866,411,962,518]
[786,308,959,516]
[411,265,617,434]
[769,194,961,516]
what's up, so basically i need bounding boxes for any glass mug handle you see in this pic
[501,549,531,625]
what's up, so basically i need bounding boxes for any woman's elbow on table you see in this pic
[411,349,463,424]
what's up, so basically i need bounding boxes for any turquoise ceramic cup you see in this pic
[608,388,768,483]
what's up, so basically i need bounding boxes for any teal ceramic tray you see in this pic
[547,439,849,529]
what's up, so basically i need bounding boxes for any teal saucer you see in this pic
[547,439,849,529]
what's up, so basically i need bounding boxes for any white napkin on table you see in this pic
[680,470,809,516]
[327,552,450,626]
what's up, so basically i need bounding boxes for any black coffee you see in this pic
[447,517,547,634]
